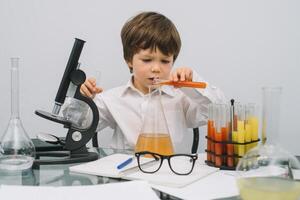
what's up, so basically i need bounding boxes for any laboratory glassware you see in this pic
[236,87,300,200]
[0,58,35,171]
[135,85,174,155]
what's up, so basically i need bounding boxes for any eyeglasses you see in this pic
[135,151,198,175]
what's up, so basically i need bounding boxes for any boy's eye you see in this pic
[142,59,151,62]
[161,60,171,64]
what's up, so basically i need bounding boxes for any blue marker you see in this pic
[117,157,134,170]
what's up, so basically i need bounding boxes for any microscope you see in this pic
[34,38,99,165]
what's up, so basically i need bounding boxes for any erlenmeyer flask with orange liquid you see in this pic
[135,85,174,156]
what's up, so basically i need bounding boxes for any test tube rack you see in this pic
[205,136,260,170]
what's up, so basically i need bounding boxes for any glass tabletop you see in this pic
[0,147,186,200]
[0,148,131,187]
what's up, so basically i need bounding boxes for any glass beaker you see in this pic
[0,58,35,171]
[135,86,174,155]
[236,87,300,200]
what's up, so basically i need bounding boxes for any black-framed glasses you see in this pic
[135,151,198,175]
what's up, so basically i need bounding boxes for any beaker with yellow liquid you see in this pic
[135,86,174,155]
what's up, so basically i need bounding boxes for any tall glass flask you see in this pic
[135,86,174,155]
[0,58,35,171]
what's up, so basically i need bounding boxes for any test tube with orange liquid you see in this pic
[154,80,207,89]
[214,104,230,167]
[207,104,214,162]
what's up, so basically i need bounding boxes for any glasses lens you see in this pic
[138,153,161,173]
[169,155,195,175]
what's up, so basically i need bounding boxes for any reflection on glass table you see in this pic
[0,148,129,187]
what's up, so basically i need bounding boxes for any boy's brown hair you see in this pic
[121,11,181,72]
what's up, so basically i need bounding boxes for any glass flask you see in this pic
[135,86,174,155]
[0,58,35,171]
[236,87,300,200]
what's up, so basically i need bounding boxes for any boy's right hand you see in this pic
[80,77,103,98]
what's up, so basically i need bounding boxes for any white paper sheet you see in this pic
[152,171,239,200]
[0,180,159,200]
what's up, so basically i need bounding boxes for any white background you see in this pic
[0,0,299,154]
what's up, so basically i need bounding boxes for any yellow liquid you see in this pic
[135,133,174,155]
[237,177,300,200]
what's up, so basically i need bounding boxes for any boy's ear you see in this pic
[127,60,132,67]
[127,61,133,73]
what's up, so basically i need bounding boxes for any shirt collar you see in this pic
[120,76,176,97]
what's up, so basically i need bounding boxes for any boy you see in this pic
[72,11,225,151]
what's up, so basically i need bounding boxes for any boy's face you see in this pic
[127,48,174,94]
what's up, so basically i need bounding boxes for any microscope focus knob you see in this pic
[70,69,86,86]
[72,131,82,142]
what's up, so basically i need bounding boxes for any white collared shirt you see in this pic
[64,71,226,152]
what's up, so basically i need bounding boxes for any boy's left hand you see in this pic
[169,67,193,82]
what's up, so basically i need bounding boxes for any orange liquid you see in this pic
[135,133,174,155]
[207,120,214,161]
[221,126,227,164]
[215,131,223,167]
[158,81,207,88]
[226,143,234,167]
[211,126,216,163]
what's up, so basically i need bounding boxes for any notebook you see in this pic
[69,153,219,188]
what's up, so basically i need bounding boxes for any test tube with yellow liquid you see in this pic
[236,104,246,163]
[207,104,230,168]
[245,103,259,151]
[135,86,174,156]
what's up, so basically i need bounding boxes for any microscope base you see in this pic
[33,151,98,168]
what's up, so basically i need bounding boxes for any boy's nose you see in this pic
[151,65,161,73]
